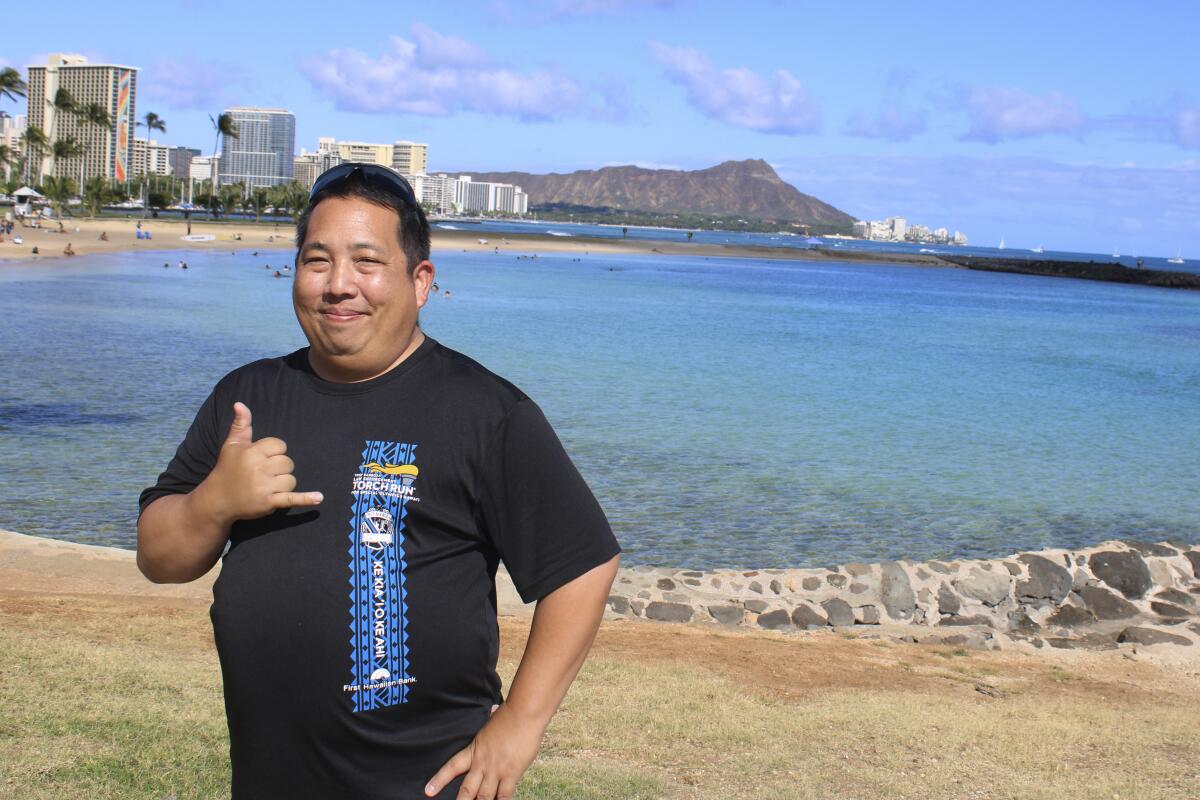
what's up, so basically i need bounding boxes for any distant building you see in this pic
[863,214,966,245]
[25,53,138,183]
[391,140,428,175]
[168,146,200,180]
[190,155,219,184]
[218,107,296,190]
[905,223,929,241]
[131,137,171,177]
[294,148,343,190]
[330,139,392,167]
[452,175,527,215]
[0,112,25,180]
[313,138,430,177]
[407,173,454,214]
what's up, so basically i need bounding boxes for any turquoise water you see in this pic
[1,248,1197,568]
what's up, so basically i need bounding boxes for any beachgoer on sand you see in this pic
[99,232,109,241]
[63,243,75,256]
[137,163,619,800]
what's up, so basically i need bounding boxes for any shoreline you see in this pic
[0,216,954,268]
[4,527,1196,655]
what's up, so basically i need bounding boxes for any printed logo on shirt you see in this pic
[345,441,419,711]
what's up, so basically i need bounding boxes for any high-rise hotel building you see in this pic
[25,54,138,183]
[391,141,427,175]
[315,138,428,175]
[218,107,296,190]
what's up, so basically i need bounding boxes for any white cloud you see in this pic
[140,57,252,111]
[650,42,820,135]
[844,105,926,141]
[1172,106,1200,149]
[407,23,491,67]
[844,70,926,141]
[959,86,1087,143]
[299,28,591,121]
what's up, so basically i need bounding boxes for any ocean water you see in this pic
[437,219,1200,274]
[1,248,1197,568]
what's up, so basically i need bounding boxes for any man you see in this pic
[137,163,621,799]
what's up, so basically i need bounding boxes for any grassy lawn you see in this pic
[2,592,1198,799]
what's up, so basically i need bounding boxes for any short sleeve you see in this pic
[137,387,224,515]
[476,398,620,603]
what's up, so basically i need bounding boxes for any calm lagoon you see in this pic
[1,247,1197,568]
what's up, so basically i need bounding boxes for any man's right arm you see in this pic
[137,402,323,584]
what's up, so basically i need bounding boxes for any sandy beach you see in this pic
[0,216,953,267]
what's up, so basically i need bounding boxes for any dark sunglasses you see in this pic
[309,163,419,207]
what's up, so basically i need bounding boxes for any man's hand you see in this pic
[137,401,325,584]
[194,402,323,524]
[425,704,540,800]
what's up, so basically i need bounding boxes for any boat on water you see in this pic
[1031,245,1045,254]
[1167,248,1185,265]
[1112,247,1120,258]
[998,237,1005,250]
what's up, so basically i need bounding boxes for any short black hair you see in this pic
[295,170,431,273]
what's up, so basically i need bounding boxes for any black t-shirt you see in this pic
[139,336,620,799]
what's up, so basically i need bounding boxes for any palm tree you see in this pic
[248,186,272,223]
[135,112,167,214]
[0,67,27,105]
[138,111,167,137]
[78,103,111,190]
[218,182,243,220]
[18,126,48,185]
[275,181,308,222]
[48,88,79,178]
[41,175,77,221]
[49,137,84,189]
[208,112,239,213]
[83,176,113,217]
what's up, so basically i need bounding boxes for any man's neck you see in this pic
[307,330,427,383]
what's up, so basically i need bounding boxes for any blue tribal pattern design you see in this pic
[346,440,418,712]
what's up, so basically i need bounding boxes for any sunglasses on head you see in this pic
[309,163,418,207]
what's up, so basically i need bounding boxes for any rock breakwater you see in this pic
[606,540,1200,650]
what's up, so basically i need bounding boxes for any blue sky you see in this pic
[3,0,1198,256]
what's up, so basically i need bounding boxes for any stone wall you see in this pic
[606,540,1200,650]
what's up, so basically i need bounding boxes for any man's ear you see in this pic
[413,259,436,307]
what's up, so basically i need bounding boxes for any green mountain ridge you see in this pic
[453,159,857,227]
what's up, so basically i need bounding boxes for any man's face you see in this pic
[293,196,434,382]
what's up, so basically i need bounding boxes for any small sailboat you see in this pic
[1031,244,1044,254]
[1111,247,1120,258]
[998,236,1005,250]
[1167,248,1185,265]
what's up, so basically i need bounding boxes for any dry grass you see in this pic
[2,592,1199,799]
